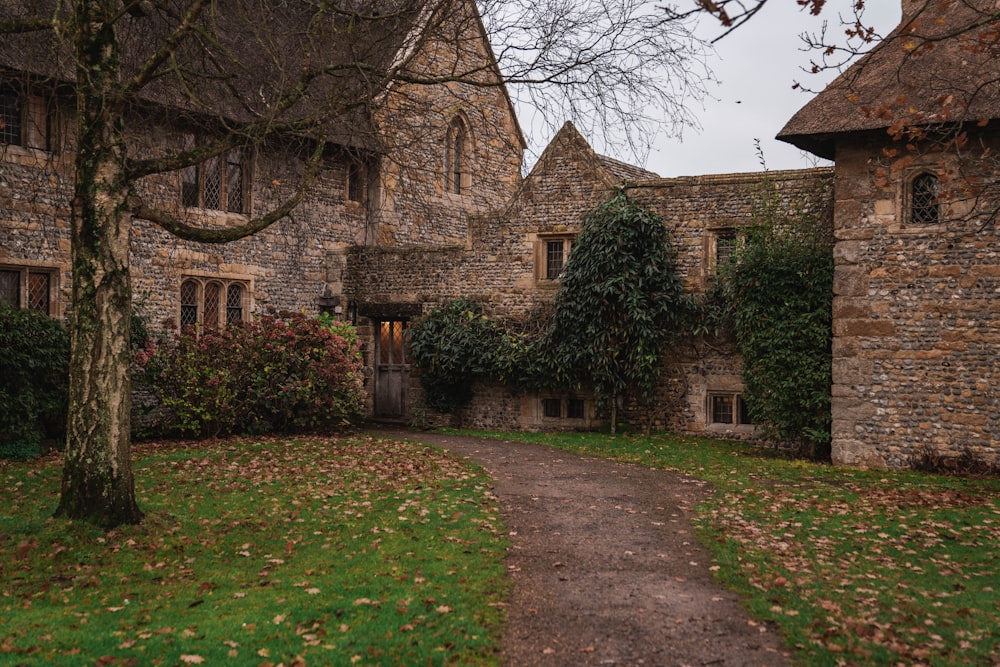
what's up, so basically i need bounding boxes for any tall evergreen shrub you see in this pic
[719,177,834,457]
[544,191,688,430]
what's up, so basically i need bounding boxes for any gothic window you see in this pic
[181,145,249,214]
[910,172,939,225]
[445,116,468,195]
[0,85,49,150]
[179,277,248,331]
[0,266,55,315]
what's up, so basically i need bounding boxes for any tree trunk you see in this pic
[54,1,142,527]
[610,394,618,434]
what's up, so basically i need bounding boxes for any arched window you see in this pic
[180,279,199,329]
[226,284,244,324]
[179,277,248,331]
[910,172,939,225]
[445,116,467,195]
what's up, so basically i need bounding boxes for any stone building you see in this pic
[2,0,998,468]
[778,0,1000,467]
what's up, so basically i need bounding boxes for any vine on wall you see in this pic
[408,181,834,456]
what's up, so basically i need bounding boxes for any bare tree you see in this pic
[684,0,999,225]
[0,0,716,527]
[482,0,713,158]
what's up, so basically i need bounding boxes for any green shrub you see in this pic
[407,299,520,412]
[719,174,834,458]
[0,303,69,458]
[543,191,688,430]
[137,313,365,437]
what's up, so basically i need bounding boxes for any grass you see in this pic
[0,435,509,666]
[451,429,1000,667]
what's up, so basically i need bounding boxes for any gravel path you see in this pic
[369,429,791,667]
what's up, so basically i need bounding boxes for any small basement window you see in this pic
[708,392,753,426]
[542,398,562,419]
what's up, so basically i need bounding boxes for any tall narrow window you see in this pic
[911,172,939,225]
[204,282,222,330]
[538,235,573,282]
[26,273,50,313]
[0,87,23,146]
[546,240,565,280]
[203,155,222,210]
[180,146,249,213]
[347,162,365,203]
[445,117,467,195]
[180,280,199,328]
[226,151,244,213]
[226,284,244,324]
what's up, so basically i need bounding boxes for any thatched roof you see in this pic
[0,0,433,150]
[778,0,1000,159]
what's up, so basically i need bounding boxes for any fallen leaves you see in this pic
[0,435,509,666]
[704,476,1000,665]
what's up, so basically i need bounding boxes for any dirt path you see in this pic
[369,429,790,667]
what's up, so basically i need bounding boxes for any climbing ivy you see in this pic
[718,174,834,458]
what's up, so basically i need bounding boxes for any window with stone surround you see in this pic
[536,234,574,282]
[909,171,939,225]
[0,84,50,150]
[542,398,562,418]
[707,391,753,426]
[541,396,587,420]
[347,161,366,203]
[445,115,469,195]
[0,265,56,315]
[179,277,248,331]
[181,144,250,214]
[706,228,740,276]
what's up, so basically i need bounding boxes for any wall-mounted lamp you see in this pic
[347,300,357,326]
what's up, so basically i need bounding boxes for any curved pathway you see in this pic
[370,429,790,667]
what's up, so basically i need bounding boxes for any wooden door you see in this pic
[374,319,409,418]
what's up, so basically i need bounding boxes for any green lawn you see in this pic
[0,436,508,666]
[4,431,998,666]
[455,430,1000,667]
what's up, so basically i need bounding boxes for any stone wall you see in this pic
[830,134,1000,468]
[348,122,837,440]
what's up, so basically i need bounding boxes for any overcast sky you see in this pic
[630,2,903,177]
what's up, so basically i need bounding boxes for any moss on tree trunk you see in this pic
[54,1,141,527]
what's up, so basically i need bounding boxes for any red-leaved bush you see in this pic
[136,313,365,437]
